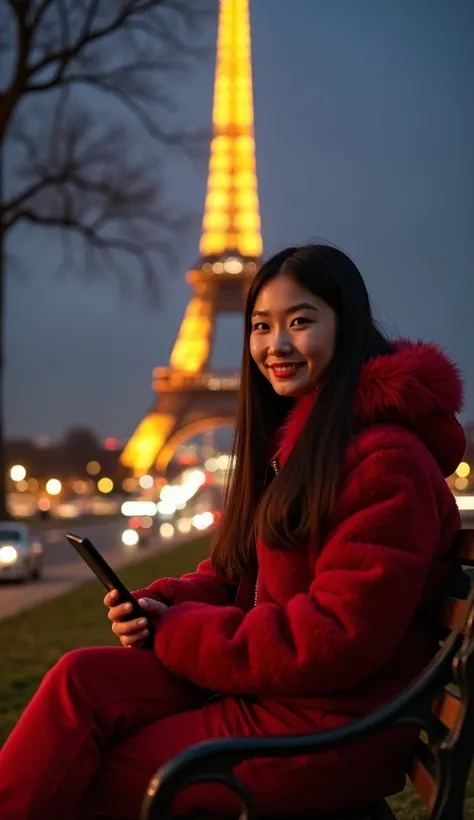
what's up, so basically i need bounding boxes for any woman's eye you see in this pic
[252,321,269,332]
[290,316,310,327]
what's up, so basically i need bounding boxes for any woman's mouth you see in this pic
[268,362,305,379]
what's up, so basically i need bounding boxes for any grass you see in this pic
[0,534,472,818]
[0,536,212,741]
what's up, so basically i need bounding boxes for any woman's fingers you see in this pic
[120,629,148,646]
[107,601,135,622]
[104,589,119,607]
[138,597,168,614]
[104,589,151,647]
[118,630,149,647]
[112,617,148,637]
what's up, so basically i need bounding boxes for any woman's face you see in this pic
[249,273,337,397]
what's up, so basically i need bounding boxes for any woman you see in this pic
[0,245,465,819]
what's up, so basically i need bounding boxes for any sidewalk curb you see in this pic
[0,535,190,622]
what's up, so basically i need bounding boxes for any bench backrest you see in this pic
[406,528,474,820]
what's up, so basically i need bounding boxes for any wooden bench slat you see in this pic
[456,529,474,564]
[409,749,437,809]
[433,688,462,731]
[440,597,470,632]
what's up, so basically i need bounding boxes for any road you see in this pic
[1,510,473,623]
[0,519,183,622]
[32,518,128,569]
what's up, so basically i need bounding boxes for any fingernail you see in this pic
[138,618,147,627]
[142,629,149,637]
[138,598,147,608]
[124,603,132,612]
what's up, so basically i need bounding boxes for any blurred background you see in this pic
[1,0,473,607]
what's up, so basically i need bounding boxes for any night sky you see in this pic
[6,0,474,442]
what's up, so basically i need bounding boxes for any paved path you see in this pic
[0,520,186,622]
[2,512,472,623]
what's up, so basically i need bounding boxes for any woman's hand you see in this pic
[104,589,168,648]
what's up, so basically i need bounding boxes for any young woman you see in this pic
[0,245,465,820]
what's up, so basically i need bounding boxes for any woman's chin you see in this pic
[270,375,313,398]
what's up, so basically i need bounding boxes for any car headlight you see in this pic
[0,546,19,565]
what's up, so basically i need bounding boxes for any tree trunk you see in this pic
[0,138,9,520]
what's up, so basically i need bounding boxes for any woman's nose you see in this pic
[268,331,293,355]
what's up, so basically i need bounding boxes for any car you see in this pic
[0,522,44,582]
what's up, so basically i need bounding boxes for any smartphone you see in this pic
[65,532,154,649]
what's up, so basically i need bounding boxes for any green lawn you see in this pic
[0,534,472,818]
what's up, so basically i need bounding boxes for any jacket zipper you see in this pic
[254,458,279,607]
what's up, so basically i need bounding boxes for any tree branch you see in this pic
[2,0,212,304]
[13,207,179,303]
[3,100,196,300]
[31,0,58,30]
[27,1,209,82]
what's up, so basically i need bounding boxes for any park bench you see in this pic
[141,529,474,820]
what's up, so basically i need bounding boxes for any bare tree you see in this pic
[0,0,215,518]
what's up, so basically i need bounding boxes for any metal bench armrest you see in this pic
[142,630,462,820]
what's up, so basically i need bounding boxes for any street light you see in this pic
[97,477,114,494]
[456,462,471,479]
[10,465,26,482]
[45,479,62,496]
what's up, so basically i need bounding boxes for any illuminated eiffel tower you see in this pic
[121,0,263,476]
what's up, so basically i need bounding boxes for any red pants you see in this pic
[0,646,408,819]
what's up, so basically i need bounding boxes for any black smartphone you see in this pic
[65,532,154,649]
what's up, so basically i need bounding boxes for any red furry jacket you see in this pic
[134,341,465,715]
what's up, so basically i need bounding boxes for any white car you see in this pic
[0,522,44,582]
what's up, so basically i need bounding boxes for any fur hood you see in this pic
[277,340,465,478]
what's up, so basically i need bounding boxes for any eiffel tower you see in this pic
[121,0,263,476]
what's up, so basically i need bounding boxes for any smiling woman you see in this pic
[0,244,466,820]
[214,244,395,572]
[249,276,337,397]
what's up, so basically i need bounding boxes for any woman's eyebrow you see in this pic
[251,302,319,318]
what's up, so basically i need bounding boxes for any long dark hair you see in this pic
[211,244,392,578]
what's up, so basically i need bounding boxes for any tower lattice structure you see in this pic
[121,0,263,476]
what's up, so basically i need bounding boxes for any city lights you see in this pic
[160,523,175,539]
[455,495,474,511]
[97,477,114,494]
[456,462,471,479]
[122,529,139,547]
[73,480,88,494]
[204,457,218,472]
[176,518,192,534]
[86,461,101,476]
[10,465,26,482]
[121,501,157,517]
[156,470,207,517]
[192,511,215,531]
[45,479,62,496]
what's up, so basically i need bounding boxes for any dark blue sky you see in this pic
[6,0,474,441]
